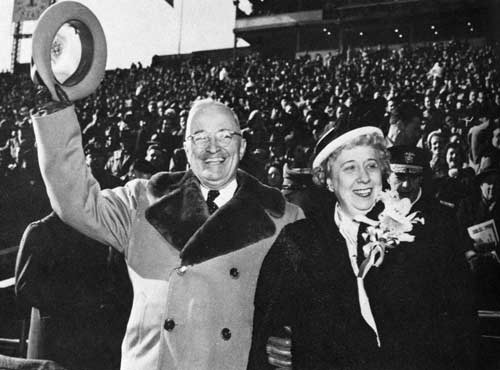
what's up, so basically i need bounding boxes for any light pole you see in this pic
[233,0,240,63]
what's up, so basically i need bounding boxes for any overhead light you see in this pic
[434,31,438,35]
[430,25,435,30]
[359,31,364,36]
[470,28,474,32]
[467,21,471,26]
[394,28,399,33]
[323,28,327,32]
[327,31,332,35]
[399,34,403,38]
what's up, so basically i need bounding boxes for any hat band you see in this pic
[312,126,384,168]
[390,164,423,174]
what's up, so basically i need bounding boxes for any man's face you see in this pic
[146,148,166,169]
[85,153,106,174]
[492,128,500,149]
[469,90,476,103]
[446,147,461,169]
[267,166,283,188]
[387,172,422,203]
[478,92,484,104]
[424,96,432,109]
[184,104,246,190]
[430,135,443,156]
[480,174,499,202]
[388,117,421,147]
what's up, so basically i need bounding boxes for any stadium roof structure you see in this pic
[234,0,497,57]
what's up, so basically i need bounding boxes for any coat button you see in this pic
[229,267,239,279]
[176,265,187,276]
[164,319,176,331]
[221,328,231,341]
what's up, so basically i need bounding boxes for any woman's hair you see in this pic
[313,132,390,187]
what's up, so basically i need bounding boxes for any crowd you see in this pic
[0,37,498,370]
[0,39,500,291]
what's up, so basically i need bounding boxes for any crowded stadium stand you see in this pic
[1,0,500,369]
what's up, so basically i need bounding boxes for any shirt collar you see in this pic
[200,179,238,208]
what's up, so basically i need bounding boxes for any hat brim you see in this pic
[312,126,384,168]
[389,164,423,174]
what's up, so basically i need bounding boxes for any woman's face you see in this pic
[327,145,383,219]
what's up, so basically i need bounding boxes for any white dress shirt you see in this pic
[200,179,238,209]
[334,203,381,347]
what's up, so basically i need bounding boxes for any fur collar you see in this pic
[145,169,286,265]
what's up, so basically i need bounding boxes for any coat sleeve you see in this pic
[15,221,47,311]
[32,106,140,253]
[247,220,334,370]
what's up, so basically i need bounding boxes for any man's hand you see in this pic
[34,78,72,117]
[266,326,292,369]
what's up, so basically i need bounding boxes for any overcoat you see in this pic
[248,192,478,370]
[32,106,303,370]
[15,212,132,370]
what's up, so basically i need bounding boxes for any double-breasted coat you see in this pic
[248,192,478,370]
[32,106,303,370]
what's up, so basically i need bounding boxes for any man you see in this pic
[32,97,303,370]
[386,145,478,367]
[15,212,132,370]
[386,145,427,204]
[468,111,493,169]
[386,102,422,147]
[104,129,136,179]
[457,158,500,309]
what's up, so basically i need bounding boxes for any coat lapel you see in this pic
[145,170,286,266]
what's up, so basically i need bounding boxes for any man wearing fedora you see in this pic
[30,96,303,370]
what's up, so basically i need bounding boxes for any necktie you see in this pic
[206,190,220,215]
[356,222,368,267]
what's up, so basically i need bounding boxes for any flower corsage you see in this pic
[354,190,425,278]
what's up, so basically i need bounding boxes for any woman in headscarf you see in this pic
[249,124,477,370]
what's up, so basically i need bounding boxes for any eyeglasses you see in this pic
[186,129,242,148]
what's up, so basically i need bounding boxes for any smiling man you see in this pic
[184,100,246,191]
[387,145,426,204]
[31,97,304,370]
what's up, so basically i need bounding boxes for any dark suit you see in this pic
[15,213,132,370]
[457,195,500,309]
[249,193,478,370]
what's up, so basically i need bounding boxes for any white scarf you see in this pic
[334,203,381,347]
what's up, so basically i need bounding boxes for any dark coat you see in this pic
[248,194,478,370]
[15,212,133,370]
[457,195,500,309]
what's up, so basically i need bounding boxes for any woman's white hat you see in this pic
[312,126,384,168]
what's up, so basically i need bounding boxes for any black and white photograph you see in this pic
[0,0,499,369]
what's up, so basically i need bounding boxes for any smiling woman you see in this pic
[249,123,477,370]
[323,129,389,219]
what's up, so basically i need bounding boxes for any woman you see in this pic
[427,129,448,179]
[248,125,477,370]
